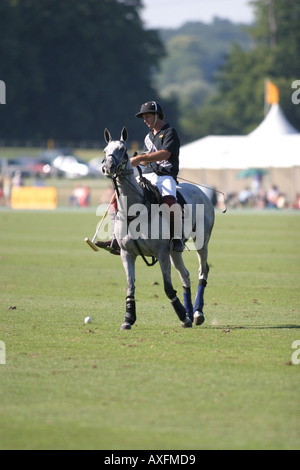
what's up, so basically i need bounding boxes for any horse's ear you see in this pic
[120,127,128,142]
[104,128,112,143]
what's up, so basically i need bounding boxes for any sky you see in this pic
[140,0,255,29]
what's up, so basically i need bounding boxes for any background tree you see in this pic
[0,0,168,144]
[178,0,300,141]
[155,18,251,141]
[1,0,299,146]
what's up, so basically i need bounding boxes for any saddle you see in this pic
[137,168,186,209]
[134,169,186,266]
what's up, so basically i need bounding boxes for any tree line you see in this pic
[0,0,299,146]
[0,0,172,144]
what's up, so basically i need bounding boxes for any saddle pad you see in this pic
[138,175,186,208]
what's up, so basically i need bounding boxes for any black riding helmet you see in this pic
[135,101,164,119]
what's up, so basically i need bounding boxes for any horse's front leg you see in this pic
[158,255,192,328]
[120,250,137,330]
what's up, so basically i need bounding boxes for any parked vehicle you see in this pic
[52,155,90,178]
[1,149,103,179]
[6,157,39,178]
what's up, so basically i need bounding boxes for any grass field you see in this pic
[0,209,299,450]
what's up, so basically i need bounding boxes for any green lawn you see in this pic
[0,210,299,450]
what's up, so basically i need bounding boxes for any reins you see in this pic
[176,175,227,214]
[132,239,158,267]
[109,153,158,267]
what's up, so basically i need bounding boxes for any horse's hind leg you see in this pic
[170,252,193,322]
[194,245,210,326]
[159,255,192,328]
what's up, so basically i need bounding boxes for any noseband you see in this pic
[103,145,133,179]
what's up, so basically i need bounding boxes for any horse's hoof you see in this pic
[194,311,205,326]
[120,322,132,330]
[181,317,193,328]
[187,313,194,322]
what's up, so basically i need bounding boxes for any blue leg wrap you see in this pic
[183,287,193,321]
[194,280,207,313]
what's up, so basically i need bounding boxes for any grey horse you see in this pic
[102,127,215,330]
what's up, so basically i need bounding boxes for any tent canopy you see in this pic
[180,104,300,170]
[249,103,299,138]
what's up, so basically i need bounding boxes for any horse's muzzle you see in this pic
[102,155,116,178]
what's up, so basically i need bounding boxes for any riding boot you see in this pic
[172,237,184,253]
[95,196,120,255]
[162,196,184,252]
[95,238,120,255]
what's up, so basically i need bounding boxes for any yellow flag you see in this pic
[265,79,279,104]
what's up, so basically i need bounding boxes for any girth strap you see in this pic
[132,239,158,267]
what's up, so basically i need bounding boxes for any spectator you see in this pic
[294,194,300,210]
[266,185,279,208]
[3,175,11,206]
[12,171,23,187]
[69,184,90,207]
[238,187,252,207]
[277,193,286,209]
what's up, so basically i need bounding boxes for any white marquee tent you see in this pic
[179,104,300,205]
[180,103,300,170]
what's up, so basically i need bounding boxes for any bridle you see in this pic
[103,144,133,179]
[102,143,138,200]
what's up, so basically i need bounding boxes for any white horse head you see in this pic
[102,127,129,178]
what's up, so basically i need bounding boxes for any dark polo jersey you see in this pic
[142,123,180,179]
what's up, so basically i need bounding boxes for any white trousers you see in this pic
[142,173,177,198]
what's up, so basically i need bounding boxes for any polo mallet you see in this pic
[85,192,116,252]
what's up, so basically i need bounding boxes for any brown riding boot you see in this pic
[95,238,120,255]
[161,196,184,253]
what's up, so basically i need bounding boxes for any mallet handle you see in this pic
[92,192,116,243]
